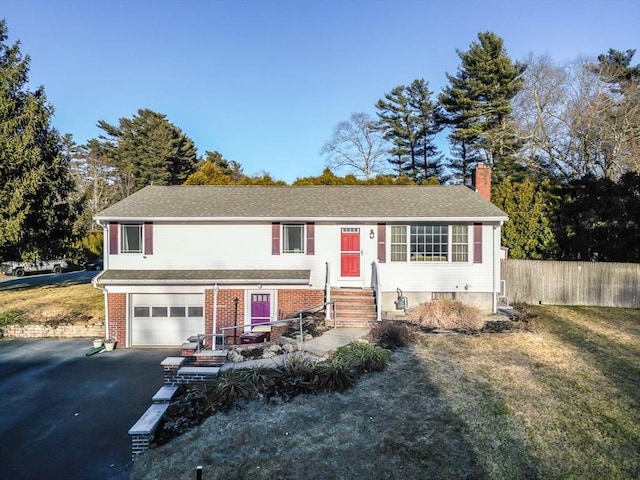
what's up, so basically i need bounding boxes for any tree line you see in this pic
[1,19,638,264]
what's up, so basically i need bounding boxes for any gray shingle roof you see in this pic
[95,185,507,221]
[97,269,310,285]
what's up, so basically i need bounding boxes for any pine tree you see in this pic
[0,20,78,261]
[376,79,444,183]
[97,109,198,196]
[439,32,526,182]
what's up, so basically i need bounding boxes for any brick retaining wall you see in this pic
[0,322,105,339]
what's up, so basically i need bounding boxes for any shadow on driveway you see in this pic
[0,338,179,480]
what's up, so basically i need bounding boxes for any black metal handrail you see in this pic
[195,300,337,352]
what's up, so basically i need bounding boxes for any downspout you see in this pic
[212,283,219,349]
[325,261,331,322]
[93,219,109,340]
[492,224,498,314]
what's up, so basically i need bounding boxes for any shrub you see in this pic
[373,321,414,349]
[407,299,485,331]
[332,342,391,374]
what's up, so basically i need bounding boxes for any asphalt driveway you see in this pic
[0,339,179,480]
[0,269,98,291]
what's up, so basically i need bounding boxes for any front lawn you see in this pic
[131,306,640,480]
[0,283,104,326]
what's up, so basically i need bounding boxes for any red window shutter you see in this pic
[306,222,315,255]
[109,223,118,255]
[377,223,386,263]
[474,224,483,264]
[272,223,280,255]
[144,223,153,255]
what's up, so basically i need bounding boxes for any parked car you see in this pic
[84,258,104,271]
[0,259,69,277]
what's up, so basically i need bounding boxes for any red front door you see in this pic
[340,228,360,277]
[251,293,270,326]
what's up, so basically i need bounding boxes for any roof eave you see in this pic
[94,215,509,223]
[97,278,310,286]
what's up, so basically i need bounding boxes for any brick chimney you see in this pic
[472,162,491,201]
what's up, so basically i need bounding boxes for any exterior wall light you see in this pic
[369,229,375,239]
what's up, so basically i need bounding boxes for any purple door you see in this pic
[251,294,271,326]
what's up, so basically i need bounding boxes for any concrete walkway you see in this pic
[219,326,371,371]
[300,327,371,356]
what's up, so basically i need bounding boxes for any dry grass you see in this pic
[0,283,104,325]
[407,298,485,331]
[131,305,640,480]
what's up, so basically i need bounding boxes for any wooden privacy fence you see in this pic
[501,259,640,308]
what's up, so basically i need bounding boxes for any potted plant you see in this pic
[104,339,116,351]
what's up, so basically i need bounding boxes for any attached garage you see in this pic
[130,293,204,346]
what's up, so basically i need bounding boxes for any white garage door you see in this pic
[131,294,204,346]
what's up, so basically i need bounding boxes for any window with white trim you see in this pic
[121,224,142,254]
[390,226,407,262]
[451,225,469,262]
[410,225,448,262]
[390,225,469,263]
[282,224,304,253]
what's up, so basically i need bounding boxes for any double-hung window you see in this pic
[121,224,143,254]
[390,226,407,262]
[451,225,469,262]
[390,224,469,263]
[282,224,304,254]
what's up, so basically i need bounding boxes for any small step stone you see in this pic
[177,366,220,376]
[152,385,179,403]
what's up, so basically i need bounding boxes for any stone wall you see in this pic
[0,322,105,339]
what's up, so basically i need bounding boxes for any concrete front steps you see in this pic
[331,287,377,325]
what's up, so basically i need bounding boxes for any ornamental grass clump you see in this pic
[408,299,485,331]
[332,342,391,374]
[209,370,257,411]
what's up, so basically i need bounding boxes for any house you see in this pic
[93,164,507,348]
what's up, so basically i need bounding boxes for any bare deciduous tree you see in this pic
[514,54,640,181]
[321,112,387,179]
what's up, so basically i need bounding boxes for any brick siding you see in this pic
[107,293,126,346]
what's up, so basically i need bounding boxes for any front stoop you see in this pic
[331,288,377,324]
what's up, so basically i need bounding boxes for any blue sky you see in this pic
[3,0,639,183]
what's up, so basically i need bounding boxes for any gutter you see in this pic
[95,278,311,286]
[94,215,509,223]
